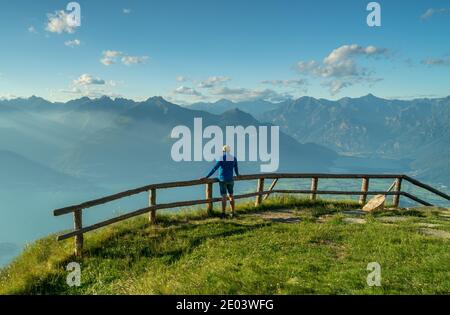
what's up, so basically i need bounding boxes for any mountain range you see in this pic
[190,94,450,184]
[1,94,449,191]
[0,96,338,194]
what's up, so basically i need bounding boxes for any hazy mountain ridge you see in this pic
[262,95,450,183]
[185,94,450,184]
[0,150,93,191]
[1,94,449,185]
[0,96,338,192]
[189,99,279,118]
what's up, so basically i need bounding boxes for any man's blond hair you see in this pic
[222,145,231,153]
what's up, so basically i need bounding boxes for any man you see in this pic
[202,145,240,218]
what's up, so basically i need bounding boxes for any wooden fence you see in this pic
[53,173,450,256]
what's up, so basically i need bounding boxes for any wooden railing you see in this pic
[53,173,450,256]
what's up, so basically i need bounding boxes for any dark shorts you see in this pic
[219,181,234,196]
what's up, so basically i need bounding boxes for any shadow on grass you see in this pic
[373,209,427,218]
[85,220,269,262]
[11,220,271,295]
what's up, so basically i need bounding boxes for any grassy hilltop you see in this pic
[1,196,449,295]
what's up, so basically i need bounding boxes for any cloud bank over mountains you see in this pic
[294,44,389,95]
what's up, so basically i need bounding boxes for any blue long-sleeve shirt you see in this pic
[205,154,239,182]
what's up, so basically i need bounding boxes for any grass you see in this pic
[0,195,449,295]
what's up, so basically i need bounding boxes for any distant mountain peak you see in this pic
[27,95,48,102]
[225,107,242,113]
[298,96,316,101]
[361,93,383,100]
[78,96,91,101]
[293,96,322,106]
[141,96,177,110]
[220,107,257,123]
[214,98,235,105]
[145,96,167,103]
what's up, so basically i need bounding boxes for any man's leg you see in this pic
[228,195,235,216]
[221,195,227,217]
[219,182,227,218]
[227,182,235,217]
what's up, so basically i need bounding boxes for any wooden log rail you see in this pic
[53,173,450,256]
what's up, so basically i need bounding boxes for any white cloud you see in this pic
[323,80,353,96]
[0,93,17,100]
[64,39,81,47]
[176,75,188,82]
[322,77,383,96]
[121,55,149,65]
[210,87,291,102]
[103,50,122,58]
[100,50,148,66]
[420,7,450,20]
[107,80,118,87]
[100,58,116,66]
[60,87,82,94]
[60,87,122,99]
[261,79,308,87]
[73,74,106,86]
[323,45,386,65]
[198,76,230,88]
[123,9,131,14]
[62,74,120,99]
[46,10,78,34]
[100,50,122,65]
[28,26,37,33]
[422,57,450,66]
[294,44,388,94]
[174,86,202,96]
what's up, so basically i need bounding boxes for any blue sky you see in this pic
[0,0,449,103]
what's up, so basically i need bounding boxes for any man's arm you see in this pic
[234,157,240,177]
[205,161,221,178]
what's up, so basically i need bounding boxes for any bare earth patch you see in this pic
[377,216,411,223]
[342,217,367,224]
[342,210,366,216]
[317,215,334,223]
[249,209,301,223]
[419,228,450,239]
[416,223,441,228]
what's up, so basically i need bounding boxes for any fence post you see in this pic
[255,178,265,207]
[310,177,318,201]
[149,188,157,224]
[359,177,369,205]
[392,177,402,207]
[206,182,213,215]
[74,209,83,257]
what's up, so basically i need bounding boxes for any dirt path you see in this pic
[247,209,301,223]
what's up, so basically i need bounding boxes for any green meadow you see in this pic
[1,196,449,295]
